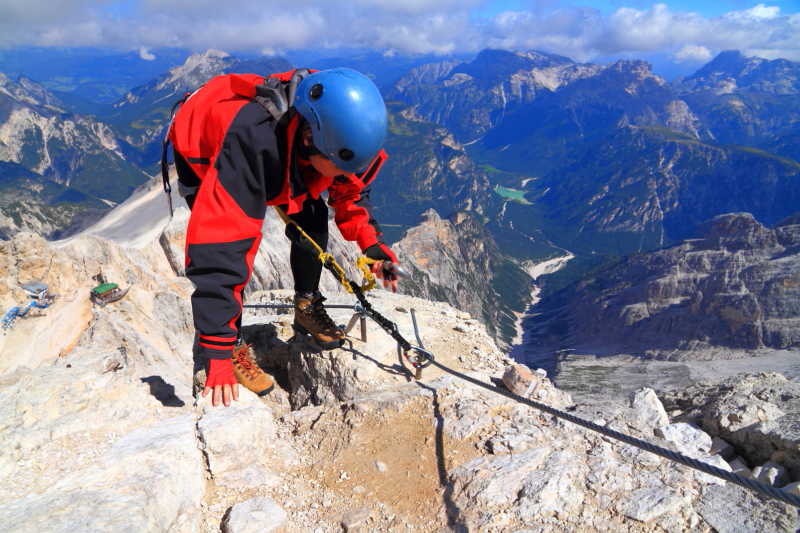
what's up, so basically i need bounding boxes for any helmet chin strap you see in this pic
[297,121,326,160]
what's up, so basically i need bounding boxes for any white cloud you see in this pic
[139,47,156,61]
[0,1,797,65]
[674,44,712,63]
[726,3,781,21]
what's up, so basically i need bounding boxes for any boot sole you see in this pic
[256,384,274,397]
[292,323,345,350]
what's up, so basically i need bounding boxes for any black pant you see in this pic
[285,197,329,294]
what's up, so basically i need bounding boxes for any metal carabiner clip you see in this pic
[404,345,435,379]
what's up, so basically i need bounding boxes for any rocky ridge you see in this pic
[679,51,800,96]
[391,48,604,141]
[1,196,799,531]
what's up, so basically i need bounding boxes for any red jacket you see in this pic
[168,70,387,358]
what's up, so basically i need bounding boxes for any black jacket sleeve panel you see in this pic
[216,101,284,214]
[187,237,260,359]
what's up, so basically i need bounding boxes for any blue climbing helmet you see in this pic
[293,68,388,174]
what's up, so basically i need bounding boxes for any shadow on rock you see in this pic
[242,323,292,390]
[140,376,185,407]
[339,344,411,379]
[416,382,468,533]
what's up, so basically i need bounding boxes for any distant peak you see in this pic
[199,49,230,59]
[158,49,234,89]
[689,50,754,79]
[715,50,745,61]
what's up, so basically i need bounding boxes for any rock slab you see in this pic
[222,497,287,533]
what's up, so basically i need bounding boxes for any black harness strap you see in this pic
[160,93,191,218]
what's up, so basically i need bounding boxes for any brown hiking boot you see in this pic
[294,292,345,350]
[232,343,275,396]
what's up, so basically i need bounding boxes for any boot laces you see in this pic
[234,345,259,377]
[311,297,338,332]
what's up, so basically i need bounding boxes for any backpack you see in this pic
[159,69,312,217]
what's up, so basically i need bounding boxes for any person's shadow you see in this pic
[140,376,185,407]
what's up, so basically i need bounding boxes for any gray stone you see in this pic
[516,450,586,520]
[619,486,685,522]
[753,461,789,487]
[699,482,799,533]
[216,466,282,490]
[630,387,670,431]
[728,456,753,478]
[694,454,732,486]
[222,497,287,533]
[710,437,736,460]
[0,415,206,533]
[450,447,551,507]
[656,422,713,457]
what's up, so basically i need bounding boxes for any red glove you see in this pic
[204,358,237,389]
[365,242,400,291]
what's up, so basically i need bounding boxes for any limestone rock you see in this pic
[729,457,753,479]
[0,415,206,533]
[699,482,797,533]
[503,363,539,396]
[620,486,685,522]
[630,388,669,431]
[340,507,371,532]
[661,373,800,472]
[501,363,572,409]
[656,422,713,457]
[222,497,287,533]
[247,289,510,409]
[525,213,800,358]
[197,390,282,480]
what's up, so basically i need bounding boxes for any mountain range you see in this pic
[0,46,798,349]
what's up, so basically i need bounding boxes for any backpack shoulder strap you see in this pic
[253,68,313,122]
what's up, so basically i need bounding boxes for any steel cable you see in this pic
[409,310,800,509]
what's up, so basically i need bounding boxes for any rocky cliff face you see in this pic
[0,74,150,238]
[529,127,800,253]
[370,110,494,236]
[0,74,144,189]
[394,209,531,345]
[524,212,800,361]
[661,372,800,479]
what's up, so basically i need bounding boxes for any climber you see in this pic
[166,68,402,408]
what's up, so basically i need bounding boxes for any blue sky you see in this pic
[1,1,798,68]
